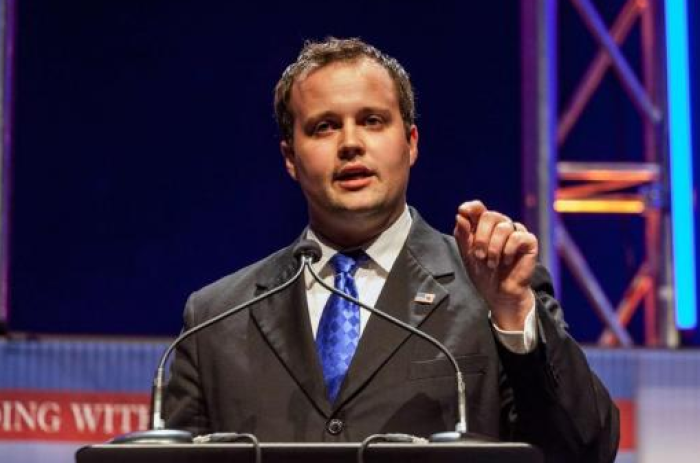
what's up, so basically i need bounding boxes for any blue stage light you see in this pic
[665,0,697,329]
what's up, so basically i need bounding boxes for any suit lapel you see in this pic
[333,212,456,410]
[247,211,459,416]
[249,243,332,417]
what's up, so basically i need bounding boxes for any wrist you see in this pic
[489,290,535,331]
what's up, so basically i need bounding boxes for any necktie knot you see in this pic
[329,250,366,276]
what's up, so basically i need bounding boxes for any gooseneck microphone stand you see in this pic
[111,242,321,444]
[300,240,486,442]
[112,238,484,444]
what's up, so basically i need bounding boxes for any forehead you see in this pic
[289,59,399,117]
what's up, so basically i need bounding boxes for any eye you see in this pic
[365,114,384,125]
[365,114,384,127]
[314,121,332,134]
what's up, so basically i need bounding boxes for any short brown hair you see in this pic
[274,37,416,142]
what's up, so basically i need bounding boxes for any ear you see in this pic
[280,140,298,181]
[408,125,419,166]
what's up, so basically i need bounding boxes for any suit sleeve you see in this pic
[163,293,212,436]
[496,265,620,463]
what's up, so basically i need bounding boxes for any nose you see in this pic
[338,123,364,159]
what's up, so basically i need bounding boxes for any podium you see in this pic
[77,441,543,463]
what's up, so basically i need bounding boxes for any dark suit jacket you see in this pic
[165,211,619,462]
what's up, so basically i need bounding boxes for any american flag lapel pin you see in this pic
[414,292,436,304]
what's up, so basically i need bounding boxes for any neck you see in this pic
[309,207,406,249]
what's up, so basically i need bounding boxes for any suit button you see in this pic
[326,418,344,435]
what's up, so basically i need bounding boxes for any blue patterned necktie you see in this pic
[316,250,366,403]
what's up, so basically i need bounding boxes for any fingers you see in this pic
[457,200,486,228]
[502,225,538,267]
[485,220,516,269]
[454,201,537,269]
[457,200,499,260]
[453,213,474,257]
[471,211,508,263]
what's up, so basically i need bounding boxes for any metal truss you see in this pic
[521,0,677,346]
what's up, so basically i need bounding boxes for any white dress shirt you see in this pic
[304,206,537,354]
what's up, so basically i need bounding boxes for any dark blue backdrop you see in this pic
[8,1,699,344]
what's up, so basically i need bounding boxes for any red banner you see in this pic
[0,390,637,448]
[0,390,150,442]
[617,399,635,451]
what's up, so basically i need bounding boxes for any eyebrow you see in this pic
[303,107,393,126]
[357,107,392,119]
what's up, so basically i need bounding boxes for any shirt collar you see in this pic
[306,205,413,274]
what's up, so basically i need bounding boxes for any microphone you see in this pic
[302,241,484,442]
[111,240,321,444]
[293,239,322,263]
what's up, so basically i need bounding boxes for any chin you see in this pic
[334,200,385,215]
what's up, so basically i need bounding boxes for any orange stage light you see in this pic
[554,199,646,214]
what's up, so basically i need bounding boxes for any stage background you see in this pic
[6,0,698,343]
[2,2,700,462]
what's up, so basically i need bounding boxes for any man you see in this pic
[165,38,619,462]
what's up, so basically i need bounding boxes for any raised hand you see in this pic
[453,200,538,331]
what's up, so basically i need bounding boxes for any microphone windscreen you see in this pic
[293,239,322,263]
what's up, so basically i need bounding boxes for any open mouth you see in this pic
[334,166,375,189]
[335,166,373,180]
